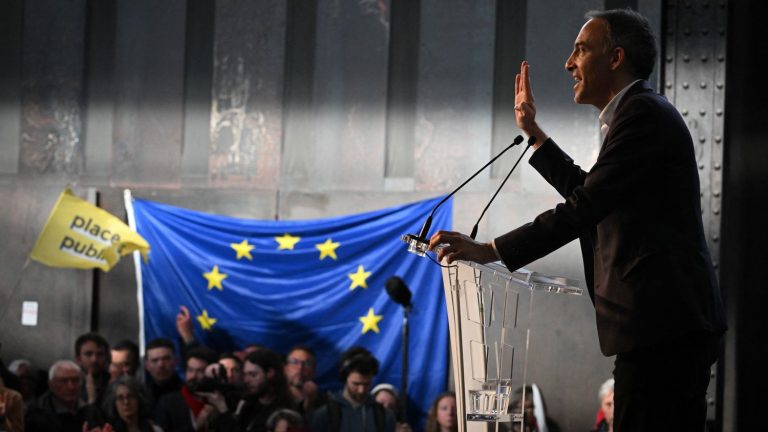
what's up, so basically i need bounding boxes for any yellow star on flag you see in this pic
[275,233,301,250]
[203,265,228,291]
[359,308,383,334]
[315,238,340,260]
[230,239,255,260]
[197,309,217,331]
[348,265,372,290]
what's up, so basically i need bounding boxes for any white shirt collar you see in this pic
[598,79,642,129]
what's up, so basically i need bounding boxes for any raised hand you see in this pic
[515,61,536,130]
[176,305,195,343]
[515,61,547,148]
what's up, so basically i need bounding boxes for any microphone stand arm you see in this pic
[415,135,525,241]
[470,137,536,239]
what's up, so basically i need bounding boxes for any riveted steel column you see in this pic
[664,0,726,269]
[663,0,727,428]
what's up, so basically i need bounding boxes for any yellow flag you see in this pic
[30,189,150,272]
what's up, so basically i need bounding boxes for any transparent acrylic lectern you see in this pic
[441,260,582,431]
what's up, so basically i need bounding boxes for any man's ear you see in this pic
[267,368,275,380]
[610,46,626,71]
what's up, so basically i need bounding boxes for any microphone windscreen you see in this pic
[385,276,412,308]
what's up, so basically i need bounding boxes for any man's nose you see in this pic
[565,55,575,71]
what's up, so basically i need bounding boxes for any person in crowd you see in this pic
[201,352,246,417]
[143,338,182,406]
[101,375,161,432]
[424,392,457,432]
[217,353,244,387]
[197,348,292,432]
[264,408,306,432]
[504,385,560,432]
[109,340,140,383]
[371,383,398,413]
[0,374,25,432]
[283,346,323,416]
[592,378,614,432]
[309,347,395,432]
[154,346,218,432]
[7,359,38,404]
[0,358,21,395]
[25,360,102,432]
[371,383,412,432]
[74,333,111,405]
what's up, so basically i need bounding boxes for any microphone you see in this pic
[469,136,537,239]
[385,276,413,310]
[385,275,413,422]
[402,135,525,256]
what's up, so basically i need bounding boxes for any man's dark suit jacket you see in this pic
[494,80,726,356]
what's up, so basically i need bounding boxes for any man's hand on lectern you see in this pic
[428,230,498,264]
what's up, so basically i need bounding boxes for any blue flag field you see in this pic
[130,195,452,426]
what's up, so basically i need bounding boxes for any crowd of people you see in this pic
[0,306,463,432]
[0,308,618,432]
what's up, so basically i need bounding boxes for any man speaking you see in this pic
[429,9,726,430]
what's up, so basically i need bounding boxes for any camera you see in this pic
[187,364,235,394]
[187,376,234,394]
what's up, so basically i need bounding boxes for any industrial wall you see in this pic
[2,0,750,430]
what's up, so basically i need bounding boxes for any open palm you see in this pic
[514,61,537,133]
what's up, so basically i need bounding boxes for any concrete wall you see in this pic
[0,0,726,430]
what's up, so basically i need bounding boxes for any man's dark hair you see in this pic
[245,349,290,403]
[586,8,657,80]
[113,339,139,362]
[286,345,316,360]
[218,352,242,365]
[246,348,284,372]
[186,346,218,365]
[338,346,379,380]
[75,332,109,357]
[145,338,175,353]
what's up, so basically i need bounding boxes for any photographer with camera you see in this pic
[202,349,292,432]
[154,346,217,432]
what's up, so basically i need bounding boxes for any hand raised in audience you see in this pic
[176,305,196,344]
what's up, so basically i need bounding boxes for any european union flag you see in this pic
[130,195,452,428]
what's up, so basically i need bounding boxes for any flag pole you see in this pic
[123,188,146,357]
